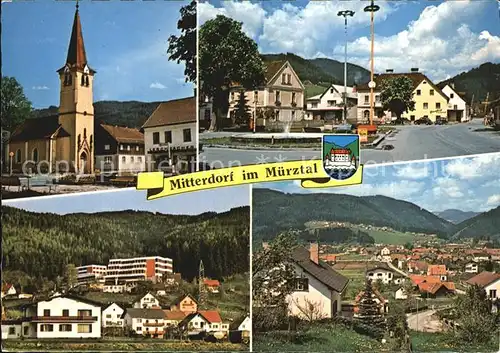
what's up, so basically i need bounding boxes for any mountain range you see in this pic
[434,209,480,224]
[253,189,500,243]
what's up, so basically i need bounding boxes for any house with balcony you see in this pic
[94,124,145,175]
[133,293,160,309]
[122,308,166,338]
[465,262,479,273]
[366,263,406,284]
[356,68,448,124]
[441,83,469,122]
[178,310,229,336]
[170,294,197,314]
[102,303,124,328]
[142,97,196,174]
[305,84,357,122]
[227,60,305,129]
[13,295,102,339]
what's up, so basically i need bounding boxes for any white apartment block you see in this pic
[77,264,107,284]
[104,256,173,287]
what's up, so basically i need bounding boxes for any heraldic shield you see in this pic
[322,134,360,180]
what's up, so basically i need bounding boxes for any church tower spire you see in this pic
[57,1,95,174]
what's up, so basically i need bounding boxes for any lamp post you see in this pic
[253,91,257,133]
[337,10,355,125]
[364,0,380,126]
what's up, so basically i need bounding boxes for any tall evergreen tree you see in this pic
[234,92,251,126]
[355,279,386,339]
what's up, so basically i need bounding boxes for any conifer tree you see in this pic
[234,92,251,126]
[356,279,386,339]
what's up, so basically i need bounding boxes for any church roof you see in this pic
[142,97,195,128]
[99,124,144,144]
[9,116,70,142]
[58,5,94,73]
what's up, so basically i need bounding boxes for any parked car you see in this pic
[435,117,448,125]
[415,117,433,125]
[381,144,394,151]
[393,118,410,125]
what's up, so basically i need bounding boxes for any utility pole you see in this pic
[484,92,490,114]
[364,0,380,127]
[337,10,355,125]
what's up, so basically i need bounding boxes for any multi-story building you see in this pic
[102,303,124,328]
[12,295,102,339]
[103,256,173,289]
[142,97,196,174]
[94,124,145,175]
[228,60,305,128]
[441,83,469,122]
[356,68,449,124]
[305,84,357,122]
[76,265,107,284]
[122,308,166,338]
[133,293,160,309]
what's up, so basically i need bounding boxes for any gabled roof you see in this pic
[410,275,442,286]
[99,124,144,144]
[142,97,195,128]
[163,310,187,321]
[1,284,14,292]
[292,246,349,293]
[170,293,197,307]
[229,314,249,330]
[427,265,447,276]
[203,279,220,287]
[123,308,165,319]
[355,289,386,303]
[9,116,70,142]
[356,72,448,101]
[366,262,394,273]
[466,271,500,287]
[25,294,102,308]
[103,302,123,311]
[418,281,455,295]
[264,60,287,82]
[199,310,222,323]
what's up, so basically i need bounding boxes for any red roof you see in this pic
[418,281,455,295]
[163,310,187,320]
[427,265,447,276]
[410,275,441,286]
[203,279,220,287]
[330,148,351,155]
[466,271,500,287]
[199,310,222,324]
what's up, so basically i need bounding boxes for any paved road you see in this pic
[407,309,443,332]
[200,119,500,167]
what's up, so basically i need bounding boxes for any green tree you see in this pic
[379,76,415,121]
[64,264,78,290]
[199,15,266,131]
[234,91,251,126]
[455,285,497,344]
[167,0,196,83]
[386,303,411,351]
[252,232,298,332]
[355,279,386,340]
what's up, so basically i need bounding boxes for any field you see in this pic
[2,339,247,352]
[334,265,369,300]
[349,226,432,245]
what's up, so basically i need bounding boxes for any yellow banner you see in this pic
[136,160,363,200]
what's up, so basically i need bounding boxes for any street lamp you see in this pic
[364,0,380,127]
[337,10,355,125]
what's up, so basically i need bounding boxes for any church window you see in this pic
[78,134,81,147]
[15,149,21,163]
[81,74,85,86]
[85,75,89,87]
[32,148,39,162]
[83,129,87,138]
[90,135,93,149]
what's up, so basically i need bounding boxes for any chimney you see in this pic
[310,243,319,264]
[262,242,269,250]
[410,68,419,72]
[386,69,394,73]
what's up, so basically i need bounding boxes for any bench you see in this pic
[2,176,58,193]
[2,176,27,192]
[110,177,136,187]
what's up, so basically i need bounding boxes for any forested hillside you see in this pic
[451,206,500,241]
[252,189,453,241]
[2,206,249,290]
[32,100,161,129]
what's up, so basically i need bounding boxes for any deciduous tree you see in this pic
[380,76,415,121]
[199,15,265,131]
[167,0,196,84]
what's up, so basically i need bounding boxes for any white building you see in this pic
[123,308,166,338]
[1,284,17,298]
[142,97,197,174]
[102,303,124,327]
[466,272,500,301]
[395,287,408,300]
[133,293,160,309]
[233,315,251,332]
[366,264,404,284]
[305,84,357,122]
[20,296,102,339]
[1,320,23,340]
[286,244,349,320]
[441,83,469,122]
[76,264,107,284]
[465,262,479,274]
[103,256,173,289]
[178,311,229,335]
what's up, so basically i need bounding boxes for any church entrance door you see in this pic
[79,151,88,174]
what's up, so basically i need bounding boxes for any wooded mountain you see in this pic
[438,62,500,105]
[252,189,454,242]
[32,100,161,129]
[435,209,480,224]
[262,53,370,87]
[451,206,500,240]
[2,206,249,288]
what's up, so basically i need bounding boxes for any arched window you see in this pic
[90,135,93,149]
[85,75,89,87]
[363,110,370,119]
[81,74,85,86]
[83,128,87,138]
[78,134,81,147]
[32,148,39,162]
[15,149,21,163]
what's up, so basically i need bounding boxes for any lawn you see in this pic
[253,323,384,352]
[304,83,330,99]
[349,226,431,245]
[410,331,498,352]
[336,268,367,300]
[2,340,247,351]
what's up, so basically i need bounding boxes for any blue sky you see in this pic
[257,152,500,213]
[199,0,500,82]
[3,185,250,216]
[2,0,194,108]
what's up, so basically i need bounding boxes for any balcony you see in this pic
[31,316,98,323]
[143,322,165,327]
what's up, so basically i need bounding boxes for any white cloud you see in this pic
[487,194,500,207]
[443,153,500,180]
[32,85,49,90]
[394,164,429,179]
[149,82,166,90]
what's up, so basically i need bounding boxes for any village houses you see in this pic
[440,83,470,122]
[133,293,161,309]
[466,271,500,301]
[102,303,124,328]
[305,84,357,122]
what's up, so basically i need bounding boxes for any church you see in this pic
[8,3,95,174]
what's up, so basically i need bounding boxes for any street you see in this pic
[199,120,500,167]
[407,309,444,333]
